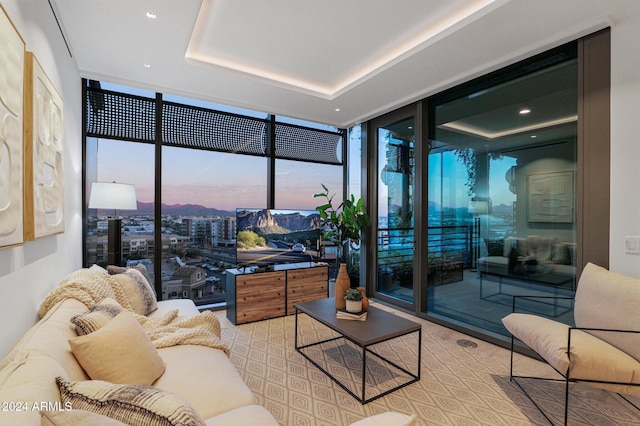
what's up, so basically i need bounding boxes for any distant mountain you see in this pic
[237,209,322,234]
[122,202,233,217]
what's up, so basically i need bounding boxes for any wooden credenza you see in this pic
[226,263,328,325]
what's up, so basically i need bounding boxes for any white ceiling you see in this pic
[50,0,639,128]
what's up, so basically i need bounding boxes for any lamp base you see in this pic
[107,218,122,266]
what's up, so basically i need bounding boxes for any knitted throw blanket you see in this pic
[38,268,135,318]
[38,268,229,356]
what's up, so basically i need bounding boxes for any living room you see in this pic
[1,1,640,424]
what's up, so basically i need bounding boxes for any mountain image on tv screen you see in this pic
[236,208,323,267]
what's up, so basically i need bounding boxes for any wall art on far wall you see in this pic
[0,4,25,250]
[23,51,65,240]
[527,170,575,223]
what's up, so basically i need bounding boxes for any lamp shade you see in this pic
[88,182,137,210]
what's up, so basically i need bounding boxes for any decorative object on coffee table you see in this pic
[335,264,350,310]
[344,288,363,313]
[356,287,369,311]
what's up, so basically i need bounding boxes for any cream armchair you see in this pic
[502,262,640,425]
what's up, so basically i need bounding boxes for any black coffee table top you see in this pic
[295,297,421,346]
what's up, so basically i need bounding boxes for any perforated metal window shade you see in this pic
[86,87,342,164]
[86,89,156,143]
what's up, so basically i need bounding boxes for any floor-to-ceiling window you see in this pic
[83,81,344,308]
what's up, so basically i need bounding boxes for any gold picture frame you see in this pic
[0,4,25,249]
[24,52,65,240]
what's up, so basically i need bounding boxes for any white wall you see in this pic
[610,14,640,278]
[0,0,82,358]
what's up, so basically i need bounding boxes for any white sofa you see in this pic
[0,266,416,426]
[477,235,576,278]
[0,266,279,425]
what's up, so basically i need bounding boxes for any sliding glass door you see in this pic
[374,113,416,305]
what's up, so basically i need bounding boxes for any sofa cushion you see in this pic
[41,409,127,426]
[503,237,528,257]
[68,311,165,385]
[551,243,572,265]
[502,313,640,386]
[108,264,156,297]
[574,263,640,363]
[484,239,504,256]
[153,344,257,419]
[56,377,206,426]
[70,297,124,336]
[111,270,158,315]
[526,236,556,262]
[0,352,70,425]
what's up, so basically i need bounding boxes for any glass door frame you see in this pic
[365,103,429,313]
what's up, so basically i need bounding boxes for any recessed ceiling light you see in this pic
[146,12,157,19]
[143,63,151,68]
[519,108,531,115]
[335,108,340,112]
[531,135,537,138]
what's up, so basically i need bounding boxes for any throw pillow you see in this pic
[551,243,572,265]
[111,270,158,315]
[70,297,124,335]
[484,239,504,256]
[68,311,165,385]
[107,264,155,297]
[41,409,127,426]
[56,377,206,426]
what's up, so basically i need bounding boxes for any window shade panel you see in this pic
[162,102,268,155]
[275,123,342,165]
[86,88,156,143]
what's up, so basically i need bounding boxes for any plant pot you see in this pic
[335,264,350,310]
[345,299,362,313]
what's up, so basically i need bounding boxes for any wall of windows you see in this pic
[83,81,344,307]
[365,31,610,348]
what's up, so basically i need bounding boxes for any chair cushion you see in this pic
[502,313,640,385]
[574,263,640,362]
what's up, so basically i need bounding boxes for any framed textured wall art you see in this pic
[24,52,65,240]
[527,171,575,223]
[0,5,25,249]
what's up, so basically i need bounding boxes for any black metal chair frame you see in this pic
[508,294,640,425]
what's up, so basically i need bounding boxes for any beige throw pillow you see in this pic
[107,264,155,296]
[68,311,165,385]
[70,297,124,335]
[111,270,158,315]
[56,377,206,426]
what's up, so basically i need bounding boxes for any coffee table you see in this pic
[295,297,421,404]
[479,265,575,316]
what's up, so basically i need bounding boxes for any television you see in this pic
[235,208,323,269]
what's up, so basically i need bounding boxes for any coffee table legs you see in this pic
[295,307,421,404]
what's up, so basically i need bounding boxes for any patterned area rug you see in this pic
[218,302,640,426]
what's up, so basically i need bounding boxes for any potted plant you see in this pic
[314,184,370,309]
[314,184,370,265]
[343,288,363,313]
